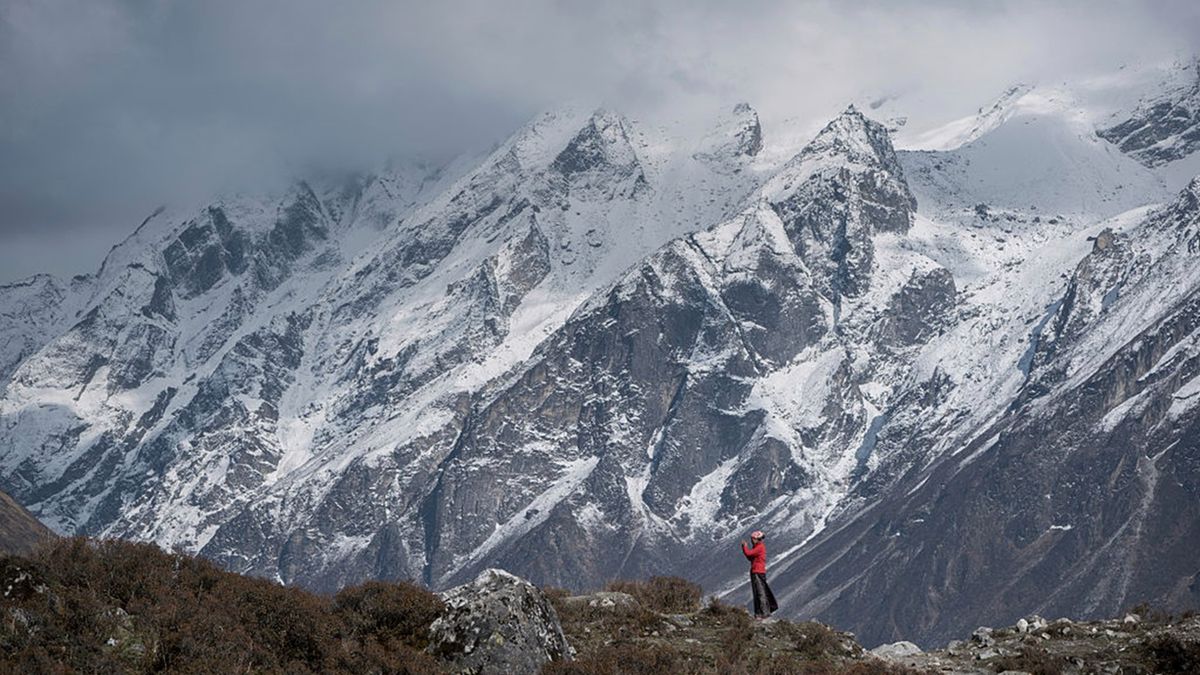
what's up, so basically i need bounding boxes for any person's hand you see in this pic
[741,540,747,547]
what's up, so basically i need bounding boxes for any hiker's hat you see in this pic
[751,530,764,540]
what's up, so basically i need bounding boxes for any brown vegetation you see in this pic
[0,537,443,674]
[604,575,702,614]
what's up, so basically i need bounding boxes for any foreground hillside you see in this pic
[2,539,1197,674]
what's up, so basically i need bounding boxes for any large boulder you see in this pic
[427,568,573,674]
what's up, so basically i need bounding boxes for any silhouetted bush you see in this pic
[605,576,702,613]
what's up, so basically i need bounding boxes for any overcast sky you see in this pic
[2,0,1199,284]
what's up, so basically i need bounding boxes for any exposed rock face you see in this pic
[427,568,572,674]
[768,177,1200,647]
[764,106,917,299]
[1100,60,1200,167]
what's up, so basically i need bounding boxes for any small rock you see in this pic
[1123,613,1140,625]
[666,613,693,627]
[560,591,638,611]
[976,647,1000,660]
[870,641,923,660]
[971,626,995,646]
[1016,618,1029,633]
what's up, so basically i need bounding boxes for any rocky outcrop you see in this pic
[877,613,1200,674]
[765,106,917,299]
[1099,60,1200,167]
[427,568,572,674]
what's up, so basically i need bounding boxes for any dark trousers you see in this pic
[750,572,778,617]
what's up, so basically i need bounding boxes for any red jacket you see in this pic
[742,541,766,574]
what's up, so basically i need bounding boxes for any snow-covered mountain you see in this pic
[3,61,1200,647]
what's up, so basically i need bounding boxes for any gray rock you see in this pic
[970,626,995,646]
[558,591,638,611]
[870,640,922,659]
[428,569,573,674]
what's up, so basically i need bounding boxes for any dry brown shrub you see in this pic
[0,537,448,674]
[333,579,444,649]
[605,576,702,614]
[542,641,697,674]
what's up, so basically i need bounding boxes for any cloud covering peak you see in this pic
[2,0,1199,282]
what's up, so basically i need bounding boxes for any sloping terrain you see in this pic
[0,490,53,555]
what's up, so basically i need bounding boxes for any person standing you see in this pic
[741,530,778,619]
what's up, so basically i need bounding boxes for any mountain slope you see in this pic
[1,63,1199,650]
[0,489,54,555]
[767,179,1200,647]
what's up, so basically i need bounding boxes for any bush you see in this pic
[0,537,447,674]
[770,620,853,661]
[1143,633,1200,674]
[334,580,444,649]
[605,576,702,613]
[542,641,694,674]
[700,595,747,621]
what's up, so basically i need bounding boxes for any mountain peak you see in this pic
[796,105,904,174]
[549,108,646,195]
[695,103,764,160]
[759,106,916,298]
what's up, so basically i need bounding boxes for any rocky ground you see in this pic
[547,579,1200,675]
[546,579,920,674]
[871,610,1200,675]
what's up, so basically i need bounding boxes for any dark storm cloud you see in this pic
[2,0,1199,282]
